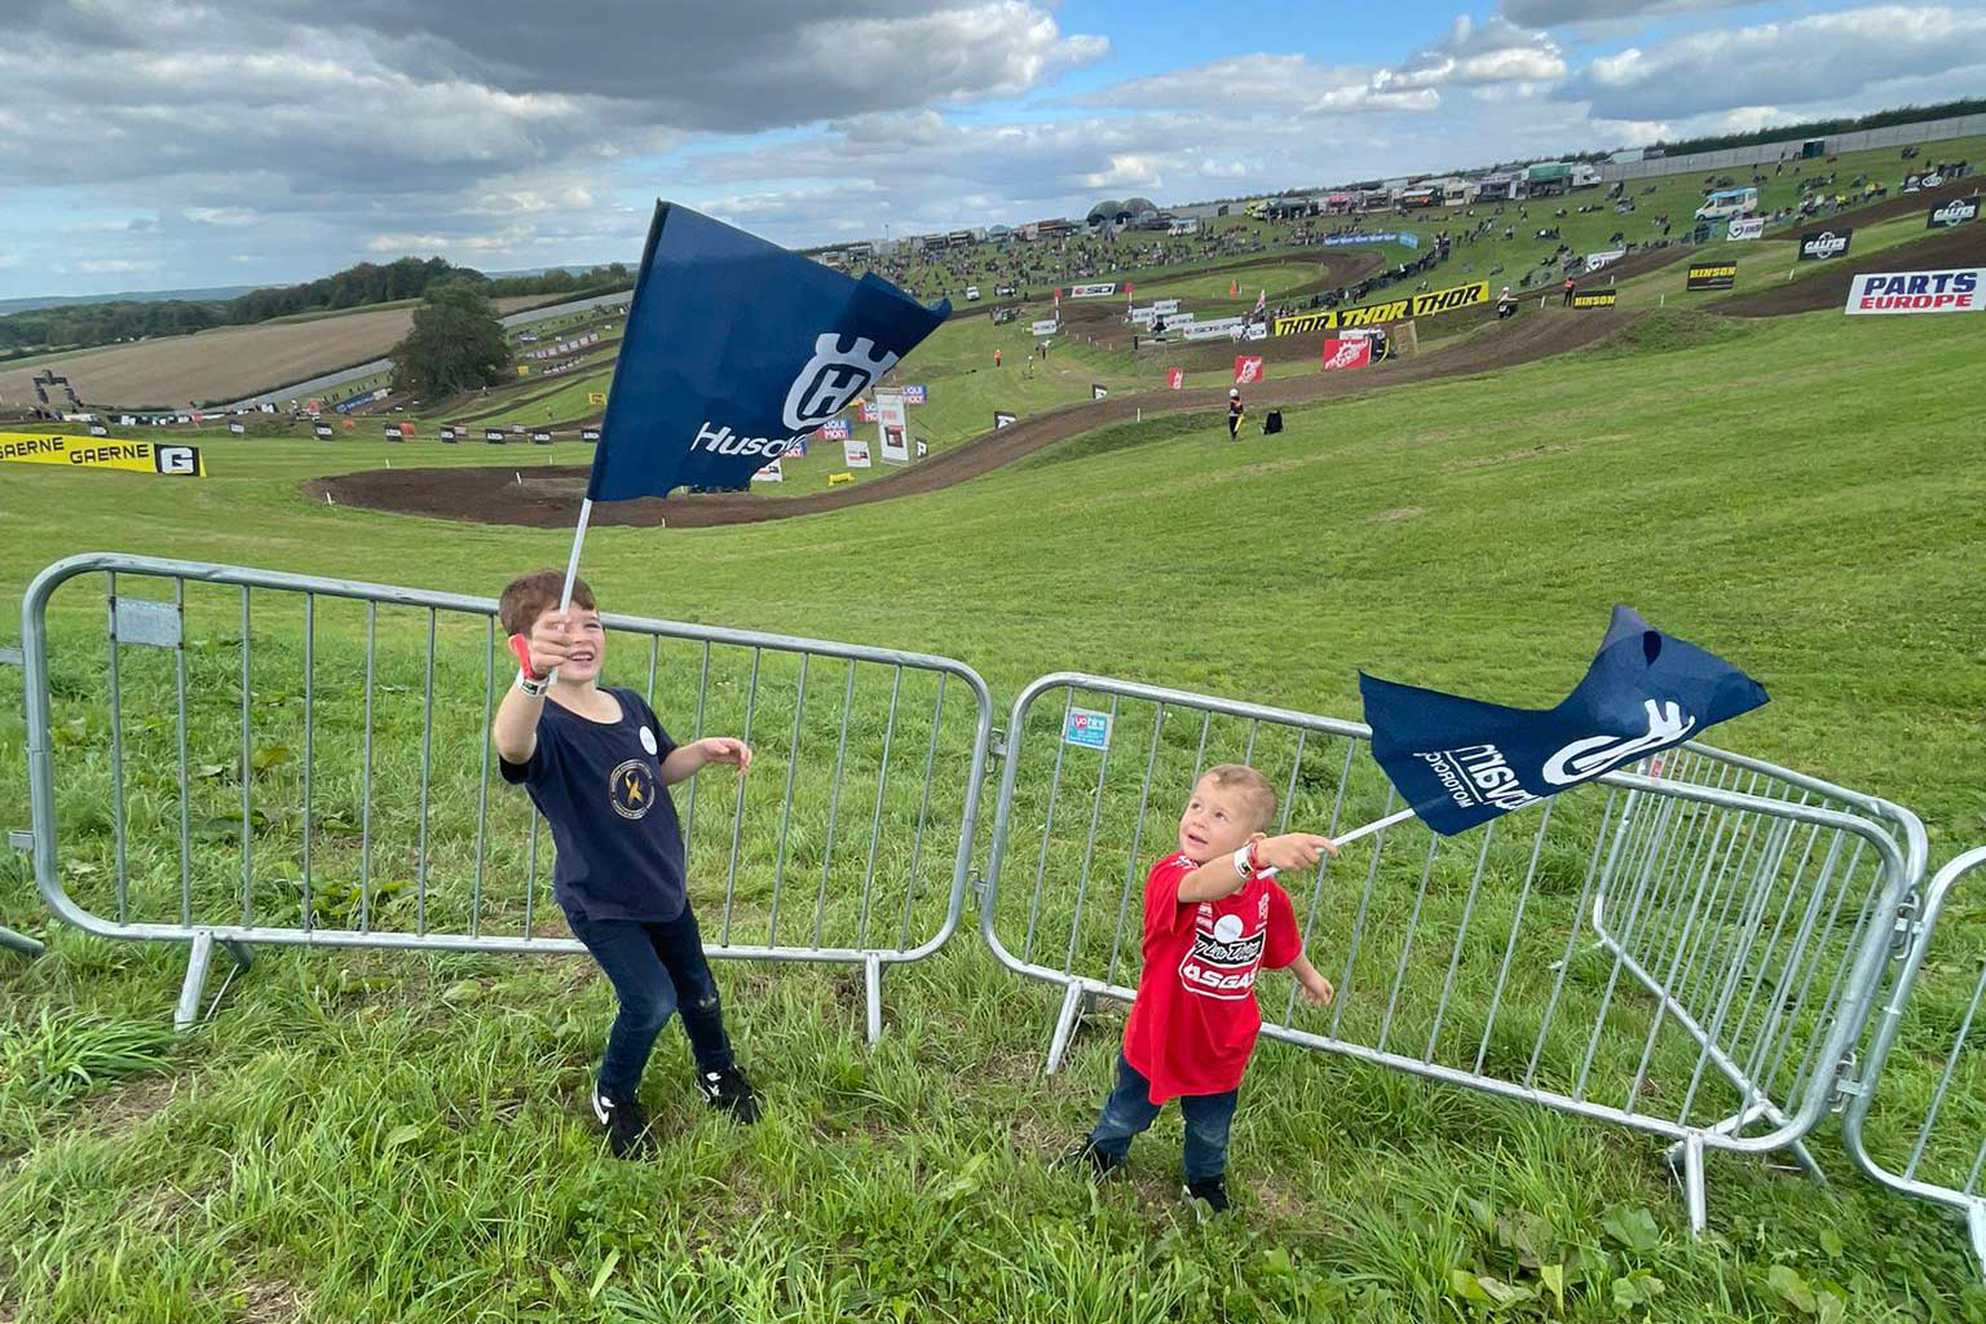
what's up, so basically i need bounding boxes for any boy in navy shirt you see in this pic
[492,569,760,1157]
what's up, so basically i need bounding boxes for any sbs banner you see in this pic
[1320,338,1372,370]
[1798,228,1852,261]
[1233,355,1264,385]
[1571,290,1618,309]
[1274,280,1488,335]
[1727,216,1765,241]
[1928,196,1980,229]
[1069,282,1116,298]
[1843,269,1983,315]
[0,432,205,477]
[1686,263,1738,291]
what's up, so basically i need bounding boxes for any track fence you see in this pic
[2,618,44,957]
[980,672,1917,1235]
[1842,847,1986,1274]
[20,553,992,1041]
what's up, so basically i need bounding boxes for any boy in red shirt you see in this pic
[1061,764,1338,1214]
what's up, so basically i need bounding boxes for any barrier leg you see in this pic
[0,924,42,958]
[1045,981,1090,1076]
[1968,1202,1986,1281]
[174,932,214,1033]
[863,954,883,1049]
[1682,1133,1708,1239]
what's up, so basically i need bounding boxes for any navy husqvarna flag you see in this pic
[587,203,949,501]
[1359,607,1768,835]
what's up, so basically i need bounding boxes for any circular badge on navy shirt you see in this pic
[639,725,658,756]
[609,758,656,820]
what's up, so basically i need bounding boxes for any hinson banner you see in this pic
[1274,280,1488,335]
[0,432,206,477]
[1571,290,1619,309]
[1686,263,1738,292]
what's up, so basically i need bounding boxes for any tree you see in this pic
[389,282,511,399]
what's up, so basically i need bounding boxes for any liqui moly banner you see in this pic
[1233,355,1265,385]
[819,418,850,440]
[1727,217,1765,241]
[901,384,927,405]
[856,399,878,423]
[1321,338,1372,370]
[1844,269,1983,315]
[842,437,872,468]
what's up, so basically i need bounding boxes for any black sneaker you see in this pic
[1055,1136,1123,1179]
[591,1089,654,1160]
[1182,1176,1231,1218]
[697,1065,761,1124]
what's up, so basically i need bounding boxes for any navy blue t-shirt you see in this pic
[499,687,685,923]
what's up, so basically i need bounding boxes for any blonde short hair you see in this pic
[1200,763,1276,831]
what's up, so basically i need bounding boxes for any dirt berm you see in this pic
[1717,224,1986,317]
[310,306,1638,528]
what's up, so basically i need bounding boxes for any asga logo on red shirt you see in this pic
[1178,893,1272,1001]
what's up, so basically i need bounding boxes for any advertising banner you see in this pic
[1274,280,1488,335]
[916,439,927,459]
[0,432,206,477]
[1030,318,1060,336]
[1928,196,1981,228]
[1180,316,1247,341]
[1069,282,1116,298]
[1153,299,1180,315]
[902,384,927,405]
[819,417,851,440]
[843,437,872,468]
[440,427,457,443]
[876,392,909,464]
[1584,249,1626,273]
[1843,269,1983,315]
[588,392,607,405]
[532,431,553,444]
[485,429,505,443]
[1091,384,1109,400]
[857,399,878,423]
[1686,263,1738,291]
[1233,355,1265,385]
[1798,228,1852,261]
[1727,217,1765,240]
[385,422,403,440]
[993,411,1017,428]
[1166,368,1185,389]
[229,421,247,436]
[315,424,335,439]
[1571,290,1619,308]
[753,458,783,482]
[1320,338,1372,370]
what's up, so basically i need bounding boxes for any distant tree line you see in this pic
[1638,99,1986,161]
[0,257,633,356]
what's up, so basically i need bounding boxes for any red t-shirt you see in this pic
[1121,852,1302,1104]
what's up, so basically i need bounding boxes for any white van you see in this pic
[1694,187,1759,222]
[964,285,981,301]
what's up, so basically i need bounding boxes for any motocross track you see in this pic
[1717,223,1986,317]
[309,304,1638,528]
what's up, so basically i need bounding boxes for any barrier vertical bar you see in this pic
[898,674,948,951]
[856,667,901,949]
[359,602,376,932]
[301,593,314,933]
[239,585,253,926]
[416,608,436,935]
[766,653,808,945]
[173,576,190,927]
[812,661,856,949]
[719,648,761,946]
[471,617,493,938]
[104,572,128,923]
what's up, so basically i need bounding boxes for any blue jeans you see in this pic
[566,906,733,1102]
[1090,1053,1238,1182]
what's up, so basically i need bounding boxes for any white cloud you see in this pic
[77,259,161,274]
[184,207,258,227]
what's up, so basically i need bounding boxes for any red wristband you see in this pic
[507,633,546,681]
[1246,839,1262,873]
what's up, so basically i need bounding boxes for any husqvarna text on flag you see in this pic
[586,203,948,501]
[1359,606,1768,836]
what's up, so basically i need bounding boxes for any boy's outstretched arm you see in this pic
[660,737,753,787]
[1176,833,1339,903]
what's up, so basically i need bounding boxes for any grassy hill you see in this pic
[2,302,1983,1320]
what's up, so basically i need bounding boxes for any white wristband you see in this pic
[515,667,548,697]
[1232,845,1253,879]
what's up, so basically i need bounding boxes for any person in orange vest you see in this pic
[994,348,1003,368]
[1562,275,1577,307]
[1227,388,1244,440]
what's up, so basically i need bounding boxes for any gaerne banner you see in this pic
[1274,281,1488,335]
[0,432,206,477]
[1798,228,1853,261]
[1843,269,1983,315]
[1927,196,1980,229]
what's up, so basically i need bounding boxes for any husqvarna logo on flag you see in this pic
[1361,607,1767,835]
[782,335,898,431]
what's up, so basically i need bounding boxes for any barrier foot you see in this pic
[1681,1134,1708,1239]
[1967,1202,1986,1281]
[174,932,215,1032]
[1044,981,1090,1077]
[0,924,42,958]
[863,954,884,1049]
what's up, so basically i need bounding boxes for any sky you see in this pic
[2,0,1982,300]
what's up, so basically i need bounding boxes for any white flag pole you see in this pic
[1329,806,1417,847]
[543,496,594,685]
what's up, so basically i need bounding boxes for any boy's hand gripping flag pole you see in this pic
[545,202,951,659]
[1330,606,1769,845]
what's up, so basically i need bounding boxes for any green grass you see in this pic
[3,306,1985,1321]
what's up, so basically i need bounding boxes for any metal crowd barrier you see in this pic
[2,626,45,957]
[1841,847,1986,1274]
[980,673,1917,1235]
[20,553,992,1042]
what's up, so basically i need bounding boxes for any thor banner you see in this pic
[586,203,947,501]
[1359,606,1768,836]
